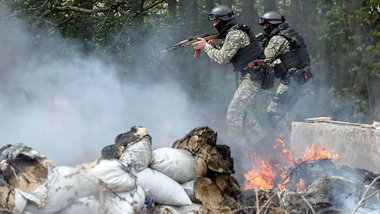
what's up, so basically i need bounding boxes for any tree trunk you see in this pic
[128,0,146,77]
[167,0,177,21]
[206,0,215,13]
[219,0,233,8]
[264,0,277,12]
[241,0,258,30]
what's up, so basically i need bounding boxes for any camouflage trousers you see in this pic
[267,77,309,127]
[226,73,266,137]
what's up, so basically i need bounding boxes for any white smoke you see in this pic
[0,8,205,165]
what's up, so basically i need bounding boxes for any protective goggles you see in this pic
[258,17,285,25]
[208,12,234,21]
[208,14,218,21]
[258,17,266,25]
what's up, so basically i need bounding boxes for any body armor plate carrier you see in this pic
[264,23,310,77]
[229,25,265,75]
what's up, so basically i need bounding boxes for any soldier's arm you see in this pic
[204,30,249,64]
[264,35,290,65]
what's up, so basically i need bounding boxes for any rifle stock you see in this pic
[162,33,219,53]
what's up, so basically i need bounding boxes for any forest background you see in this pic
[3,0,380,123]
[0,0,379,164]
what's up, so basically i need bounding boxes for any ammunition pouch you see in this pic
[287,66,312,85]
[261,65,274,89]
[247,66,264,81]
[273,63,287,78]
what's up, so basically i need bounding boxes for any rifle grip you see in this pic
[194,49,201,58]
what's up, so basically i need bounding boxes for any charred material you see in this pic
[101,126,150,159]
[173,127,243,213]
[243,158,380,214]
[285,159,337,191]
[0,144,53,212]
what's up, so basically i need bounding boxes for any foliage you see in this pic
[1,0,379,123]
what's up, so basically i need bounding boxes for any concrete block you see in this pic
[290,121,380,173]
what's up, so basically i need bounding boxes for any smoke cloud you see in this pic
[0,7,206,165]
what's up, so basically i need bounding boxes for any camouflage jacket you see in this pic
[264,35,291,66]
[204,29,250,64]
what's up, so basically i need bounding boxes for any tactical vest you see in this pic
[264,24,310,71]
[228,25,265,74]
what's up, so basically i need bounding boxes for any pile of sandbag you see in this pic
[101,126,202,213]
[0,126,242,214]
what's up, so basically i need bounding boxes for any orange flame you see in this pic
[371,121,378,129]
[296,178,305,191]
[302,144,339,161]
[244,136,340,190]
[244,153,275,190]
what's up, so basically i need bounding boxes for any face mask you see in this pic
[215,20,227,34]
[214,19,237,38]
[264,24,274,34]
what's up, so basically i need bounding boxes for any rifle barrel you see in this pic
[162,33,219,53]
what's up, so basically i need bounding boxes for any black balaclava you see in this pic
[215,19,237,38]
[263,23,279,35]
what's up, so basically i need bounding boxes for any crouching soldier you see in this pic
[258,11,313,128]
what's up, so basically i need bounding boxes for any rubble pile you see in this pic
[1,125,379,213]
[0,126,240,214]
[172,127,243,213]
[243,159,380,214]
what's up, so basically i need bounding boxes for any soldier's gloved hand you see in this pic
[192,38,207,50]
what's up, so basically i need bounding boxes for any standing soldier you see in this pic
[258,11,313,128]
[192,5,273,136]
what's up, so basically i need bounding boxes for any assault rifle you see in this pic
[162,33,220,53]
[255,32,266,42]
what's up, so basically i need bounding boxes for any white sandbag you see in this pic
[57,195,99,214]
[152,203,202,214]
[104,185,146,213]
[181,180,196,202]
[120,136,152,173]
[22,160,136,213]
[150,147,196,183]
[14,188,28,213]
[85,159,136,192]
[15,163,57,210]
[23,165,99,213]
[137,168,192,206]
[58,186,145,214]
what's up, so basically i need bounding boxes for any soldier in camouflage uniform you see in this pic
[192,5,271,135]
[258,11,313,128]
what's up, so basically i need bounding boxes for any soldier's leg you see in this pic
[267,79,308,128]
[267,82,288,128]
[226,73,262,132]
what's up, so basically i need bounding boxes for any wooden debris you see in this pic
[0,184,14,211]
[306,117,332,122]
[173,127,242,213]
[173,127,233,174]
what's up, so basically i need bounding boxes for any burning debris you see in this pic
[242,120,380,214]
[0,124,379,213]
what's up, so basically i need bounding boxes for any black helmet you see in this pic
[208,5,235,21]
[258,11,285,25]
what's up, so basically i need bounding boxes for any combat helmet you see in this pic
[258,11,285,25]
[208,5,235,21]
